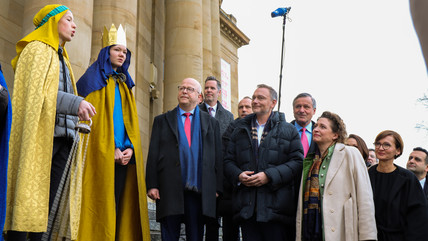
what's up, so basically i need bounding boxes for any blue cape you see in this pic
[77,46,134,97]
[0,63,12,240]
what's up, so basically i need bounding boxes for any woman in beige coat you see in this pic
[296,111,377,241]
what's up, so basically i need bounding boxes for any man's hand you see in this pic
[78,100,96,121]
[238,171,255,186]
[148,188,160,200]
[239,171,269,187]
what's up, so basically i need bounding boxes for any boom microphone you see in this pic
[271,7,291,18]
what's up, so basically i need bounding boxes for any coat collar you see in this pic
[324,143,346,189]
[165,106,209,142]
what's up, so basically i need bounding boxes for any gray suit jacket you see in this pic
[199,101,234,135]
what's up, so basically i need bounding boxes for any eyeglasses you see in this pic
[373,142,392,150]
[178,86,197,93]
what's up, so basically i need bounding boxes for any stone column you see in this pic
[202,0,212,79]
[22,0,94,79]
[164,0,203,111]
[211,0,221,79]
[91,0,138,81]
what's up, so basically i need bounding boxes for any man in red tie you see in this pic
[291,93,317,158]
[146,78,222,241]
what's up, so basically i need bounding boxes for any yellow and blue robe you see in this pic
[76,46,150,241]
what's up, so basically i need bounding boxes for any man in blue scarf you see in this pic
[146,78,222,241]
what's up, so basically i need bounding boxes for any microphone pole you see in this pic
[271,7,291,112]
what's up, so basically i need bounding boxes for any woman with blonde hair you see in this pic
[296,111,376,241]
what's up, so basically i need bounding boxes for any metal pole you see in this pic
[277,15,287,112]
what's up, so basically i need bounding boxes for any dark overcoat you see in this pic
[146,107,223,221]
[199,101,234,135]
[368,165,428,241]
[224,112,303,225]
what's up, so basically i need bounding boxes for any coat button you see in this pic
[330,209,334,213]
[328,191,333,195]
[331,227,335,232]
[320,184,324,188]
[320,174,324,177]
[322,166,326,169]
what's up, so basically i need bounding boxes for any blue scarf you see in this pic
[177,106,203,192]
[77,46,134,97]
[0,64,11,240]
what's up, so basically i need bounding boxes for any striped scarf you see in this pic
[302,145,332,241]
[251,114,272,165]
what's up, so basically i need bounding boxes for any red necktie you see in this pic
[183,113,191,147]
[301,127,309,157]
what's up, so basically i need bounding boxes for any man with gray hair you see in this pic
[291,93,317,158]
[224,84,303,241]
[146,78,223,241]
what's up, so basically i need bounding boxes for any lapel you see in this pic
[166,107,179,143]
[324,143,346,189]
[215,101,223,118]
[198,103,208,112]
[424,177,428,197]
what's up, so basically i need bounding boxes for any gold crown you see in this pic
[102,24,127,48]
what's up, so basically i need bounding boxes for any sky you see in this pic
[221,0,428,167]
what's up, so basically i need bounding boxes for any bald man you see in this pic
[146,78,223,241]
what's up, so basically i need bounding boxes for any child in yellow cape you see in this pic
[5,4,96,241]
[76,25,150,241]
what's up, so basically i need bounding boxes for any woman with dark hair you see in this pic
[296,111,376,241]
[345,134,369,165]
[368,130,428,240]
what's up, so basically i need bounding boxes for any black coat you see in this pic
[199,101,234,135]
[368,165,428,241]
[424,177,428,200]
[146,107,223,221]
[224,112,304,224]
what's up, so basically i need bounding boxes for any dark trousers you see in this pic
[161,191,204,241]
[7,137,72,241]
[204,216,219,241]
[241,216,294,241]
[222,215,240,241]
[114,163,128,210]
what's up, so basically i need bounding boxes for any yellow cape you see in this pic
[5,40,78,232]
[77,77,150,241]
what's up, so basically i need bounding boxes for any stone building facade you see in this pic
[0,0,248,159]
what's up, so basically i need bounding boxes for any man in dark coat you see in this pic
[198,75,234,241]
[146,78,222,241]
[198,76,234,135]
[406,147,428,200]
[290,93,317,158]
[224,84,303,241]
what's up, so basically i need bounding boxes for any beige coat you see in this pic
[296,143,377,241]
